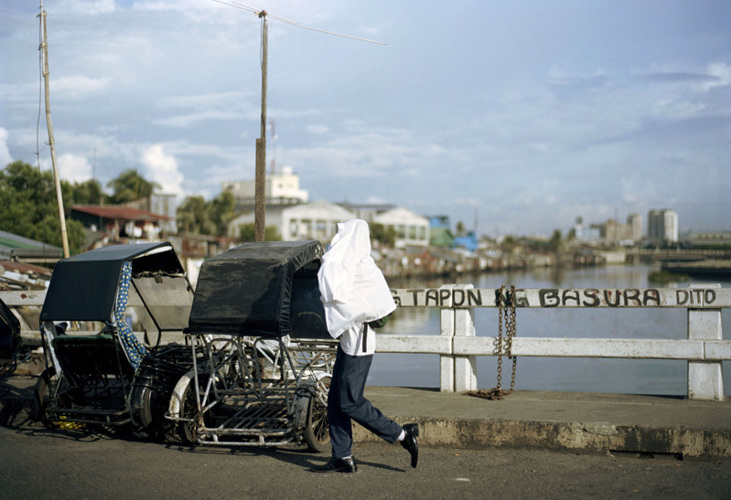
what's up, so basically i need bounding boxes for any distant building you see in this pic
[627,213,642,241]
[227,200,355,242]
[336,202,396,223]
[223,166,308,211]
[648,209,678,243]
[71,205,171,241]
[574,213,641,244]
[123,194,179,234]
[0,230,63,264]
[373,207,430,249]
[685,231,731,247]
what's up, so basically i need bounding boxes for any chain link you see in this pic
[470,285,518,400]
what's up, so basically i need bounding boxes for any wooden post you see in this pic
[254,12,268,242]
[40,6,70,257]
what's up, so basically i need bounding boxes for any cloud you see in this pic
[55,0,116,15]
[153,110,245,128]
[51,76,112,99]
[306,124,330,135]
[141,144,184,197]
[0,128,13,166]
[58,153,92,183]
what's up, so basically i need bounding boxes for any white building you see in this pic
[222,166,308,207]
[373,206,430,249]
[228,200,355,242]
[648,209,678,243]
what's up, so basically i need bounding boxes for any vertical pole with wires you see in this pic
[254,11,268,242]
[40,3,70,257]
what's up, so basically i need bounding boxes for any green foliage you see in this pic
[371,223,396,247]
[209,190,236,236]
[177,191,242,238]
[548,229,563,253]
[238,223,281,242]
[107,169,159,204]
[0,160,86,253]
[176,195,214,234]
[500,235,517,253]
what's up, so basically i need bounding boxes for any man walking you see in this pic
[312,219,418,473]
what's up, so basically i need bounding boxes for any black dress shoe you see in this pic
[400,423,419,468]
[310,456,357,473]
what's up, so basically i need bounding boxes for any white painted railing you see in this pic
[380,284,731,401]
[3,284,730,400]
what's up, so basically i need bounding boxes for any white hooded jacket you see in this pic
[318,219,397,356]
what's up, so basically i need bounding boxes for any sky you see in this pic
[1,0,729,238]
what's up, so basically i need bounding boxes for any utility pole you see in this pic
[254,11,268,242]
[213,1,385,243]
[40,2,70,257]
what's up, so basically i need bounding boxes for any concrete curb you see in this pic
[355,387,731,458]
[354,417,731,458]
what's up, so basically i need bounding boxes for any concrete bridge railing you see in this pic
[3,284,730,400]
[382,284,730,401]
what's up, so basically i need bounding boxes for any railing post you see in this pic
[453,284,477,392]
[439,285,455,392]
[687,283,723,400]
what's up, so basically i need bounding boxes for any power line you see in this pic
[212,0,387,45]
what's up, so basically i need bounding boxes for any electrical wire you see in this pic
[212,0,387,45]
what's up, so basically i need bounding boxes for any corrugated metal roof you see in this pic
[71,205,171,221]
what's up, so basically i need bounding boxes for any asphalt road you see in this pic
[0,402,729,500]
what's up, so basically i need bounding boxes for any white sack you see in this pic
[318,219,397,339]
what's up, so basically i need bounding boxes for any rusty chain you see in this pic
[468,285,518,400]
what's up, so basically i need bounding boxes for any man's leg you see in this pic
[327,347,355,459]
[336,349,402,443]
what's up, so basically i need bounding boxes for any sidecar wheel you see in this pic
[303,376,330,453]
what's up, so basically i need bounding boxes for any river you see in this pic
[370,263,731,397]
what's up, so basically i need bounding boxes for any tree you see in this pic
[0,160,86,253]
[107,169,159,204]
[176,195,214,235]
[238,223,281,242]
[209,190,236,237]
[371,223,396,247]
[548,229,563,254]
[500,235,518,254]
[71,179,106,206]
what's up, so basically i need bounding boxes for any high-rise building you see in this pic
[647,209,678,242]
[627,213,642,241]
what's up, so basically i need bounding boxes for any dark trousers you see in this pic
[328,346,402,459]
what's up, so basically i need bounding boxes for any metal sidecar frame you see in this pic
[166,241,337,451]
[35,242,195,434]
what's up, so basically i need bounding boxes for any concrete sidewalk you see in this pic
[2,373,730,458]
[359,386,731,458]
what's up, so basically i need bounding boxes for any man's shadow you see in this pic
[167,442,406,472]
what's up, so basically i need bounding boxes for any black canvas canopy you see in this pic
[188,240,330,339]
[0,297,21,359]
[40,242,188,324]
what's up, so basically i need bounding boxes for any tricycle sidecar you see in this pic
[167,240,337,451]
[35,242,195,436]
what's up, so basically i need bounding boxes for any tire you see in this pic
[130,383,168,441]
[176,380,200,446]
[303,376,330,453]
[34,368,55,428]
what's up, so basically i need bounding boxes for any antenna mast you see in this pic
[39,1,70,257]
